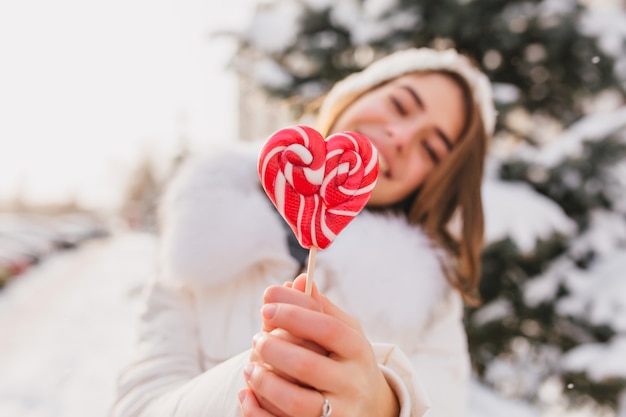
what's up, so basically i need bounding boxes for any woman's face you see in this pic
[330,72,468,206]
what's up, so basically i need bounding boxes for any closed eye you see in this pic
[422,142,440,165]
[390,96,407,116]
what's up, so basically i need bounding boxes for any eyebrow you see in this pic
[400,84,454,151]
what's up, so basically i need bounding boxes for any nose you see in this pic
[386,120,425,153]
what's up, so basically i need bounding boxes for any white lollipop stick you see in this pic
[305,246,317,295]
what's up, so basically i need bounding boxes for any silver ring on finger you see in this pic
[320,396,332,417]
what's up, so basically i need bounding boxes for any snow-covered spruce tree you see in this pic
[227,0,626,413]
[228,0,621,128]
[477,111,626,414]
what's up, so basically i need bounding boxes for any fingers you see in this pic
[290,274,321,299]
[239,388,279,417]
[261,302,365,359]
[243,362,330,417]
[284,274,325,309]
[249,330,327,379]
[263,282,320,314]
[266,274,359,331]
[249,275,388,417]
[317,293,363,332]
[253,332,342,392]
[268,328,329,356]
[289,274,361,333]
[262,275,322,333]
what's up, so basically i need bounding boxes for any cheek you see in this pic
[405,156,434,188]
[335,101,384,129]
[368,177,402,206]
[401,171,427,197]
[368,174,422,206]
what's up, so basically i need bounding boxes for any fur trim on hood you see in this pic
[158,142,452,339]
[158,141,298,287]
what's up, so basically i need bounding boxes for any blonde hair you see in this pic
[314,69,489,306]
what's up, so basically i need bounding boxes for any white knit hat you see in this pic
[316,47,497,136]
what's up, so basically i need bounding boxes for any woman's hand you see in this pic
[240,275,400,417]
[243,275,327,417]
[248,274,329,375]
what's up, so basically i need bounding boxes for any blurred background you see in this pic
[1,0,626,416]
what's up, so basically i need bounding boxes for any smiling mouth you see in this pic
[378,153,391,178]
[357,130,391,178]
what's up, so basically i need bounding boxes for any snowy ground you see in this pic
[0,230,592,417]
[0,232,157,417]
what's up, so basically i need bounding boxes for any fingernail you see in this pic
[252,332,268,348]
[238,389,247,403]
[262,303,276,319]
[243,363,254,380]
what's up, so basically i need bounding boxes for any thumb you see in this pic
[291,274,359,331]
[291,273,325,307]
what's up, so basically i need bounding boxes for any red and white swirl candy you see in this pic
[258,125,379,250]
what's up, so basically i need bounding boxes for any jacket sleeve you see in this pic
[373,292,471,417]
[374,343,431,417]
[109,279,246,417]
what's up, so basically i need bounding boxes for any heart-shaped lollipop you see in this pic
[258,125,378,292]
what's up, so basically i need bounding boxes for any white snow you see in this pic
[517,107,626,168]
[363,0,399,19]
[471,298,514,326]
[329,0,419,45]
[579,9,626,56]
[557,250,626,332]
[609,161,626,213]
[524,257,576,307]
[482,178,577,253]
[244,1,303,54]
[538,0,577,17]
[301,0,334,12]
[468,377,540,417]
[0,232,158,417]
[562,336,626,381]
[570,209,626,257]
[492,82,522,104]
[252,58,294,89]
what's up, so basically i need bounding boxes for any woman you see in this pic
[110,47,495,417]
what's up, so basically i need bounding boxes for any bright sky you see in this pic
[0,0,255,211]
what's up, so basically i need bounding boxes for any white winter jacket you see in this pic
[110,142,471,417]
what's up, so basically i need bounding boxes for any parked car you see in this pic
[0,239,38,287]
[0,212,109,287]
